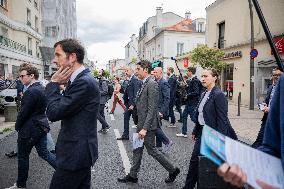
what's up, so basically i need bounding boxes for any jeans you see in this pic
[181,104,195,135]
[17,134,56,187]
[46,132,55,152]
[156,127,170,148]
[97,104,109,129]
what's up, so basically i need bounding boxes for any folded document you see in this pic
[201,125,284,189]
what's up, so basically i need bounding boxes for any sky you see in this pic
[76,0,216,69]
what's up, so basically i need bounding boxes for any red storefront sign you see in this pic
[273,37,284,54]
[183,58,189,68]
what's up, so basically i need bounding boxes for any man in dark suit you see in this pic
[45,39,100,189]
[252,67,282,148]
[177,67,202,138]
[117,67,141,140]
[7,64,56,189]
[166,67,177,127]
[118,60,180,184]
[153,67,173,151]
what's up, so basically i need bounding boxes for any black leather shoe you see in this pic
[117,174,138,183]
[5,151,17,158]
[165,167,180,183]
[117,136,129,140]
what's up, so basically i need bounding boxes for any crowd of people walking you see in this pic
[3,38,284,189]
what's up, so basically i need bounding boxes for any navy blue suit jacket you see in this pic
[259,75,284,170]
[192,86,237,139]
[157,78,170,116]
[187,76,202,107]
[168,74,177,105]
[123,75,141,107]
[15,82,49,139]
[46,69,100,171]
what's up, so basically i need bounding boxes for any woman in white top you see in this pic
[110,77,126,114]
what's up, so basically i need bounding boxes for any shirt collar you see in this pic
[143,76,150,83]
[70,65,85,83]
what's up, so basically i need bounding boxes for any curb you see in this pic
[0,130,16,141]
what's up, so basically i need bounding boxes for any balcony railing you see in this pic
[0,35,27,53]
[28,49,32,55]
[34,1,38,9]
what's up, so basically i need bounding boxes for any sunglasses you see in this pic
[19,74,31,78]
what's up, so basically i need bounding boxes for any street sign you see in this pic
[250,48,258,59]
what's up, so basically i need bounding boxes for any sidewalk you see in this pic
[0,115,15,140]
[228,102,263,144]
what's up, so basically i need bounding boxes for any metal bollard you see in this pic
[237,92,241,116]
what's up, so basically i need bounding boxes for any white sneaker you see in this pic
[167,124,176,128]
[176,133,188,138]
[5,183,26,189]
[132,125,137,129]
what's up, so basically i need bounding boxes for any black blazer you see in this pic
[123,75,141,107]
[261,85,273,122]
[192,86,237,139]
[186,76,202,107]
[46,69,100,171]
[168,74,177,105]
[16,82,49,139]
[158,78,170,116]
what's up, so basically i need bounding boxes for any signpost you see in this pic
[250,48,258,59]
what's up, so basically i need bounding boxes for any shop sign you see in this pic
[223,51,242,60]
[273,37,284,54]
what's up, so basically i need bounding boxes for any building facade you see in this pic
[138,7,184,61]
[0,0,43,79]
[107,58,126,77]
[125,34,138,71]
[206,0,284,106]
[41,0,77,78]
[144,13,206,74]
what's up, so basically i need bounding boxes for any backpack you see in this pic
[99,79,114,99]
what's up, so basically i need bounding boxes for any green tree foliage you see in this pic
[190,45,226,72]
[93,69,99,77]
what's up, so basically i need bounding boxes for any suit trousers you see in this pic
[156,127,170,148]
[168,103,176,124]
[252,119,267,148]
[122,104,138,137]
[97,104,109,129]
[49,167,91,189]
[129,131,176,178]
[17,135,56,187]
[183,137,201,189]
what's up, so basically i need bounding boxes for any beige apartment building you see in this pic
[0,0,43,79]
[206,0,284,106]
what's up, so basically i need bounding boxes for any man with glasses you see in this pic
[252,67,283,148]
[6,64,56,189]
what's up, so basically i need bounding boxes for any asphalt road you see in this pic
[0,103,195,189]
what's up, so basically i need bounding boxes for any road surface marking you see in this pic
[114,129,131,175]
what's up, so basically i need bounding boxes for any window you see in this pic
[218,22,225,49]
[177,43,184,56]
[0,0,7,9]
[35,16,38,32]
[34,0,38,9]
[197,22,204,32]
[51,26,57,37]
[27,9,31,26]
[36,41,39,58]
[28,37,32,55]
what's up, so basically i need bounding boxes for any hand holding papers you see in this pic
[133,133,144,150]
[201,125,284,189]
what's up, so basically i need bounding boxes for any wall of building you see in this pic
[206,0,284,106]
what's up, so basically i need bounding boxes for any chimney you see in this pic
[185,11,191,19]
[156,7,163,28]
